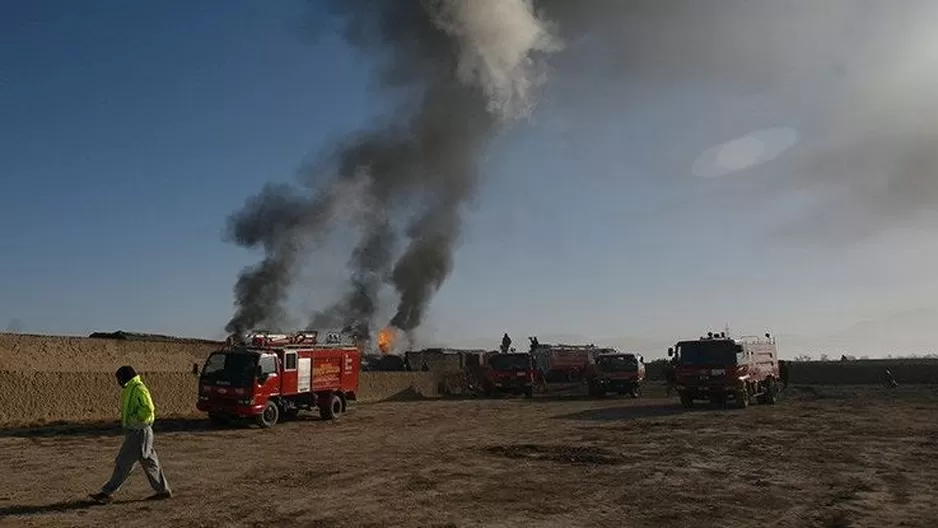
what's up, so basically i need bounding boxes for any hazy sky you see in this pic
[3,1,937,357]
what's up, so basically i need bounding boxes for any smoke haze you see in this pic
[227,0,938,338]
[535,0,938,241]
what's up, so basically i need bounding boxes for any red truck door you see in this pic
[280,350,299,395]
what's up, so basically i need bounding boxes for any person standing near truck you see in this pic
[664,362,677,397]
[89,365,172,503]
[501,333,512,354]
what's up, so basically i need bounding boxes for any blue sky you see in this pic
[3,1,938,357]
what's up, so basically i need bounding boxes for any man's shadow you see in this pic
[0,497,147,517]
[0,499,97,517]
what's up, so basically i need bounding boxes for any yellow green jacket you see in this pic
[120,375,156,429]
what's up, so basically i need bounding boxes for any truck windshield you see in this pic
[489,354,531,371]
[200,351,257,387]
[596,355,638,372]
[677,341,743,366]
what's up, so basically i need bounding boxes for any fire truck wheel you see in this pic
[763,380,779,405]
[338,392,348,413]
[319,393,343,421]
[257,401,280,428]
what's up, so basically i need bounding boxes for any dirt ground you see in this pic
[1,384,937,528]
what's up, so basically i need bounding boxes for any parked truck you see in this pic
[584,351,646,398]
[671,331,780,409]
[196,330,361,428]
[481,351,540,398]
[529,338,605,383]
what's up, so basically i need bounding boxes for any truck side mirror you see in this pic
[667,347,674,357]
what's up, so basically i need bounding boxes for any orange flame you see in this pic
[377,326,396,355]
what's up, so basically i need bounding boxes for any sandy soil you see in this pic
[1,385,936,528]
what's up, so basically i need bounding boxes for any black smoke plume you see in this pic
[225,0,561,338]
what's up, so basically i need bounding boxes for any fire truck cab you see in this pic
[671,331,780,409]
[196,330,361,428]
[584,351,646,398]
[482,351,540,398]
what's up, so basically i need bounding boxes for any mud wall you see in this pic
[0,371,455,426]
[0,333,218,372]
[785,359,938,385]
[0,371,197,425]
[2,333,937,426]
[644,358,938,385]
[0,334,468,426]
[359,371,467,401]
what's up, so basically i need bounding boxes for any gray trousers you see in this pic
[101,426,171,495]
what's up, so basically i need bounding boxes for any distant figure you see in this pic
[421,361,430,372]
[529,336,540,351]
[883,368,898,389]
[90,366,171,504]
[664,362,677,397]
[501,333,512,354]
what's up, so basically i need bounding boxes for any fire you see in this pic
[377,326,396,355]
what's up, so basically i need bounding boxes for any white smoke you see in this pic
[429,0,563,119]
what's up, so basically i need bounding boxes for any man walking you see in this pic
[90,366,172,503]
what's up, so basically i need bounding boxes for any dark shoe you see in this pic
[89,492,113,504]
[146,491,172,501]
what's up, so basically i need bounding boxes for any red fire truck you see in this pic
[584,351,646,398]
[196,330,361,428]
[671,332,780,409]
[481,351,540,398]
[529,338,602,383]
